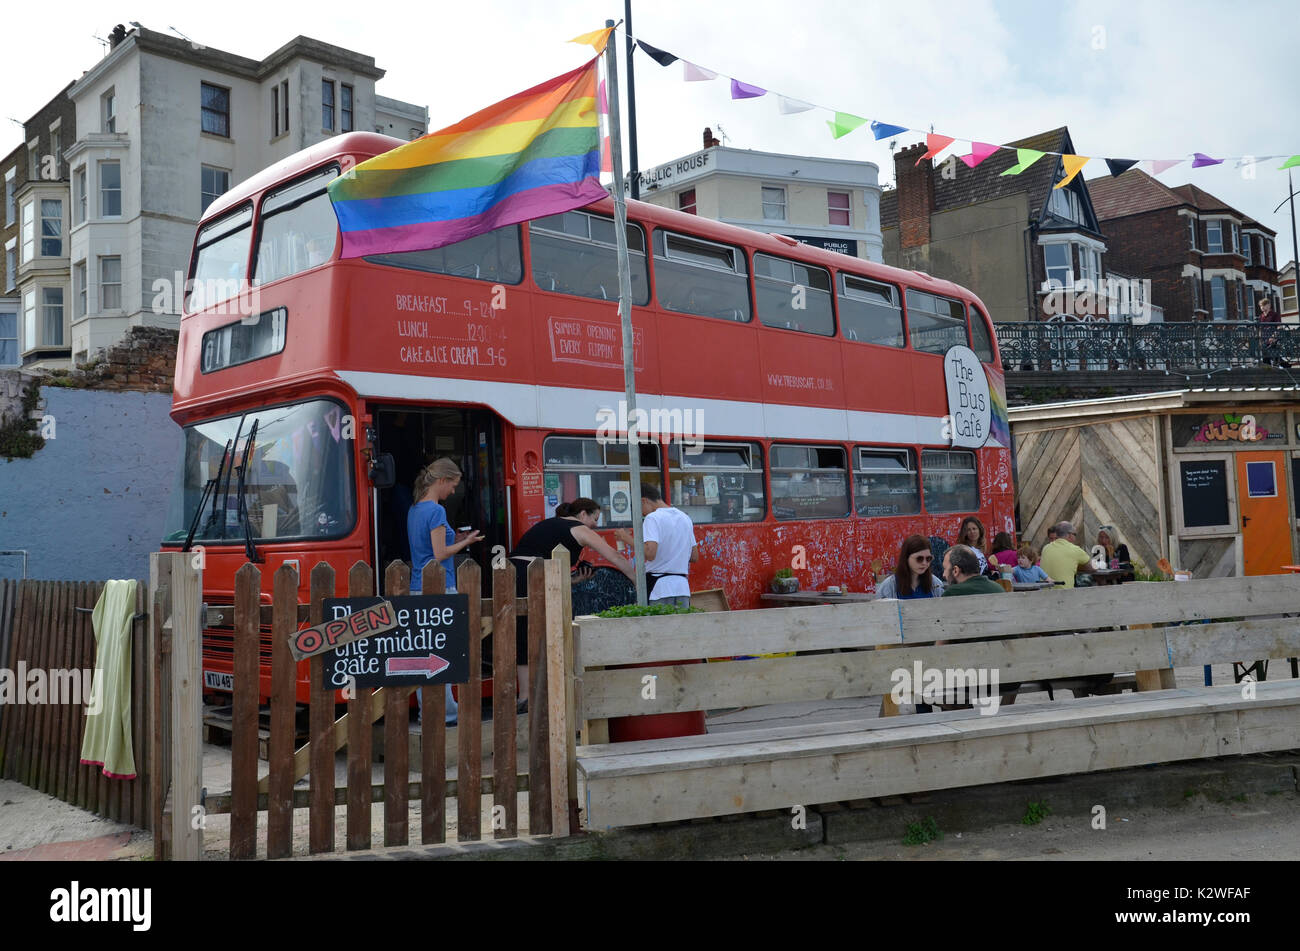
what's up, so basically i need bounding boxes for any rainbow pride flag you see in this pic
[328,56,607,258]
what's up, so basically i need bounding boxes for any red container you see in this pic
[607,659,708,742]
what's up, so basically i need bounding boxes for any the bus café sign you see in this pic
[943,346,991,448]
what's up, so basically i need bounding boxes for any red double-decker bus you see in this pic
[162,131,1014,702]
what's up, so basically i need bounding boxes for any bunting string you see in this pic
[617,30,1300,175]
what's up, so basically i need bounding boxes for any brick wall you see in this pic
[44,325,177,392]
[894,143,934,250]
[1099,209,1199,322]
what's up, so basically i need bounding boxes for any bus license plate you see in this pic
[204,671,234,692]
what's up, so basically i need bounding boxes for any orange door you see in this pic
[1236,451,1292,575]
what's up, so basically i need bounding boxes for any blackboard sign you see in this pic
[1180,460,1230,528]
[319,595,469,689]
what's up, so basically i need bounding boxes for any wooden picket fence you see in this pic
[0,577,154,830]
[149,548,578,860]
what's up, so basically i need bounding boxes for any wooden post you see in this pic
[158,551,202,861]
[230,563,261,860]
[308,562,336,854]
[383,561,411,848]
[492,561,517,838]
[148,558,170,859]
[346,562,373,851]
[526,558,550,835]
[267,564,298,859]
[457,560,483,841]
[544,547,570,837]
[421,562,446,845]
[561,550,579,833]
[1132,622,1177,691]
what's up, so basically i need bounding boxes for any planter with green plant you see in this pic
[770,567,799,594]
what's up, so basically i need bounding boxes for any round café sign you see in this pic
[943,346,991,448]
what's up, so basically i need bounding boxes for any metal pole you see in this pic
[604,18,648,605]
[625,0,640,200]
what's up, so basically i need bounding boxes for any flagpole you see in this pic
[604,18,648,606]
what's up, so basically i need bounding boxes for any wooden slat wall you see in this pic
[1014,426,1083,549]
[0,579,151,830]
[1179,537,1237,578]
[1080,417,1162,571]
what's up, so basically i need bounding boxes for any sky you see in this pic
[4,0,1298,260]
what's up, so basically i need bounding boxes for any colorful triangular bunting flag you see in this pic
[1280,155,1300,170]
[597,79,608,115]
[602,135,612,174]
[1191,153,1223,168]
[1000,148,1045,176]
[776,96,815,115]
[1105,158,1138,177]
[827,112,867,139]
[731,79,766,100]
[683,61,716,82]
[960,142,1000,169]
[568,27,614,54]
[636,40,678,67]
[1055,155,1089,189]
[1146,159,1182,175]
[870,121,909,141]
[915,133,956,166]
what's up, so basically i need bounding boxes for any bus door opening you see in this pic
[371,405,508,595]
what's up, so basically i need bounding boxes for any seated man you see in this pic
[940,544,1005,597]
[1040,521,1094,588]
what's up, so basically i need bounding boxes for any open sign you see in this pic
[287,600,400,662]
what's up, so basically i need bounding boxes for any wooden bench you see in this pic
[572,575,1300,829]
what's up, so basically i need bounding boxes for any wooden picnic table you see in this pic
[760,590,879,607]
[1088,568,1135,586]
[1011,581,1060,592]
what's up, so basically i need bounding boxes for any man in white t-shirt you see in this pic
[616,483,698,606]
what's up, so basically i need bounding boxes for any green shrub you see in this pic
[903,816,942,845]
[595,603,702,619]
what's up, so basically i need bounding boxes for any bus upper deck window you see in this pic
[189,204,252,311]
[968,303,995,362]
[753,253,833,336]
[366,225,522,284]
[529,210,647,304]
[253,165,339,286]
[905,289,969,355]
[840,274,905,348]
[653,230,750,323]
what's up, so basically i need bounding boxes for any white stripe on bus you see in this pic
[335,370,991,448]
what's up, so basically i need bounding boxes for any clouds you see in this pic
[5,0,1296,254]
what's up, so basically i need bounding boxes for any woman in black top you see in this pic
[496,499,634,709]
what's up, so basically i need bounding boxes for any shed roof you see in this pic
[1009,387,1300,424]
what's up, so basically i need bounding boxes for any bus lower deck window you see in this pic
[855,447,920,516]
[770,444,849,520]
[667,440,765,524]
[921,449,979,513]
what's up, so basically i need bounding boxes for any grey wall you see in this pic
[0,385,180,581]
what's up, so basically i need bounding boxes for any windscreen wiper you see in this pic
[187,437,233,550]
[235,420,262,563]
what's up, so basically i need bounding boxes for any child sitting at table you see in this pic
[1012,544,1052,584]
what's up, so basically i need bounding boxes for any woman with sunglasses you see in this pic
[876,534,945,599]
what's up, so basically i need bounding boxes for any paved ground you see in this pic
[735,795,1300,861]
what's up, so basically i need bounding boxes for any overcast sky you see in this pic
[5,0,1298,259]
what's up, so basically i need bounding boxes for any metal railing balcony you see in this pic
[996,321,1299,373]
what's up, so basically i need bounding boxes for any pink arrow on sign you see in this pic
[386,654,451,678]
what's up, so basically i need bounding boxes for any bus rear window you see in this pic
[254,166,339,285]
[189,205,252,310]
[367,225,523,284]
[653,230,750,323]
[753,253,833,335]
[906,289,968,355]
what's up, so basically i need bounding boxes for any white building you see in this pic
[627,129,883,262]
[49,25,427,367]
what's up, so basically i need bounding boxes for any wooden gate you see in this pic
[150,548,578,859]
